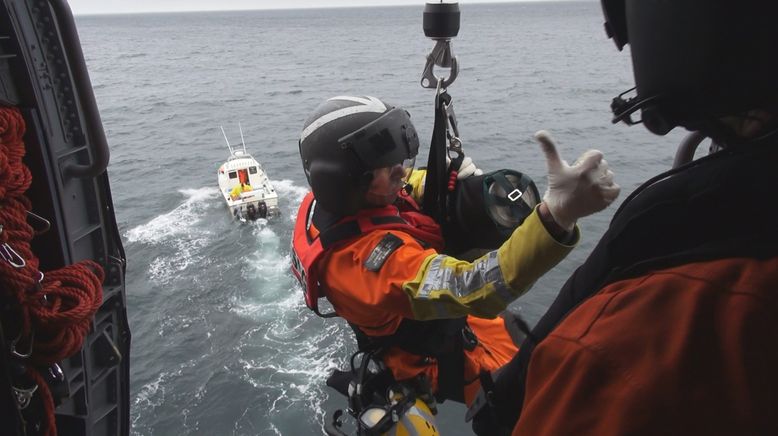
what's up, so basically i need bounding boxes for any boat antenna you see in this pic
[238,122,248,154]
[220,125,235,156]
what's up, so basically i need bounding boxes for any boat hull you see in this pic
[217,153,280,222]
[230,198,280,221]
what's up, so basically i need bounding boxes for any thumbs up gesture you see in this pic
[535,130,621,231]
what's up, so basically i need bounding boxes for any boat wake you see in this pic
[126,180,356,435]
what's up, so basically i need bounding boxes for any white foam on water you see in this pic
[226,178,353,433]
[230,280,301,320]
[273,178,309,202]
[125,187,219,284]
[134,371,167,410]
[231,273,350,433]
[234,319,349,432]
[272,179,309,224]
[131,359,196,433]
[126,187,219,243]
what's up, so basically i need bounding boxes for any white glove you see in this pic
[446,155,484,180]
[535,130,621,231]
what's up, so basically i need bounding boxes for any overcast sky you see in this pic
[67,0,561,15]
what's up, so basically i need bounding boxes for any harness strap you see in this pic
[319,215,407,250]
[348,316,476,403]
[423,91,451,223]
[433,332,465,403]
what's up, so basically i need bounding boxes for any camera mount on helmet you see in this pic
[420,2,460,90]
[610,87,670,135]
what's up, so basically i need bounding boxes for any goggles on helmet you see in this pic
[366,157,416,199]
[337,107,420,172]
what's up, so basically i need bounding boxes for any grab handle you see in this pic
[50,0,110,179]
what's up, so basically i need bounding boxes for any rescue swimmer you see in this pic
[290,94,621,413]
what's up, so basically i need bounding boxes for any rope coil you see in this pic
[1,106,104,436]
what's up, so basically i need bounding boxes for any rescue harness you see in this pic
[291,191,478,403]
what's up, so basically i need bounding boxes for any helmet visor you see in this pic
[338,107,420,171]
[365,157,416,205]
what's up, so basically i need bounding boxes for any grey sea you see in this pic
[76,2,689,435]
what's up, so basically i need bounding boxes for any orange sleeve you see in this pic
[320,230,437,336]
[514,258,778,436]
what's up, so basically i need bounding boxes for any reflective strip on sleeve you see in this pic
[416,251,514,307]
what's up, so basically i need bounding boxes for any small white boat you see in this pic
[217,125,279,221]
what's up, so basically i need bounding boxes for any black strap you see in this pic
[319,216,406,249]
[348,317,473,403]
[434,332,465,403]
[422,92,451,224]
[319,220,362,249]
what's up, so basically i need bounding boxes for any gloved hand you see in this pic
[446,154,484,180]
[535,130,620,231]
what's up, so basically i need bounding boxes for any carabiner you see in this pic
[10,330,34,359]
[0,243,26,268]
[27,211,51,235]
[421,39,459,89]
[442,97,463,155]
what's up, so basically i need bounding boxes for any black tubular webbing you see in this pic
[422,92,451,224]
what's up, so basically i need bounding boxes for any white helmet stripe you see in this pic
[328,95,376,105]
[300,96,387,143]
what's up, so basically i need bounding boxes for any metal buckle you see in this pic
[462,325,478,351]
[13,384,38,410]
[508,189,523,202]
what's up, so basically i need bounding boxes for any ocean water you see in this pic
[75,2,689,435]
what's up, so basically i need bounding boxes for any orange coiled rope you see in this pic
[0,106,104,436]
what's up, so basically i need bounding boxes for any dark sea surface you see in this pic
[75,2,690,435]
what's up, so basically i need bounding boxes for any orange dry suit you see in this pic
[291,184,577,405]
[481,136,778,435]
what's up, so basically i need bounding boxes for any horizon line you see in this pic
[72,0,595,17]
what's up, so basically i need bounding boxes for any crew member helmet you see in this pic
[602,0,778,136]
[299,96,420,215]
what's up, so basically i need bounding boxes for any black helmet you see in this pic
[299,96,420,215]
[603,0,778,136]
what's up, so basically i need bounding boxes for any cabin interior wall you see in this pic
[0,2,131,436]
